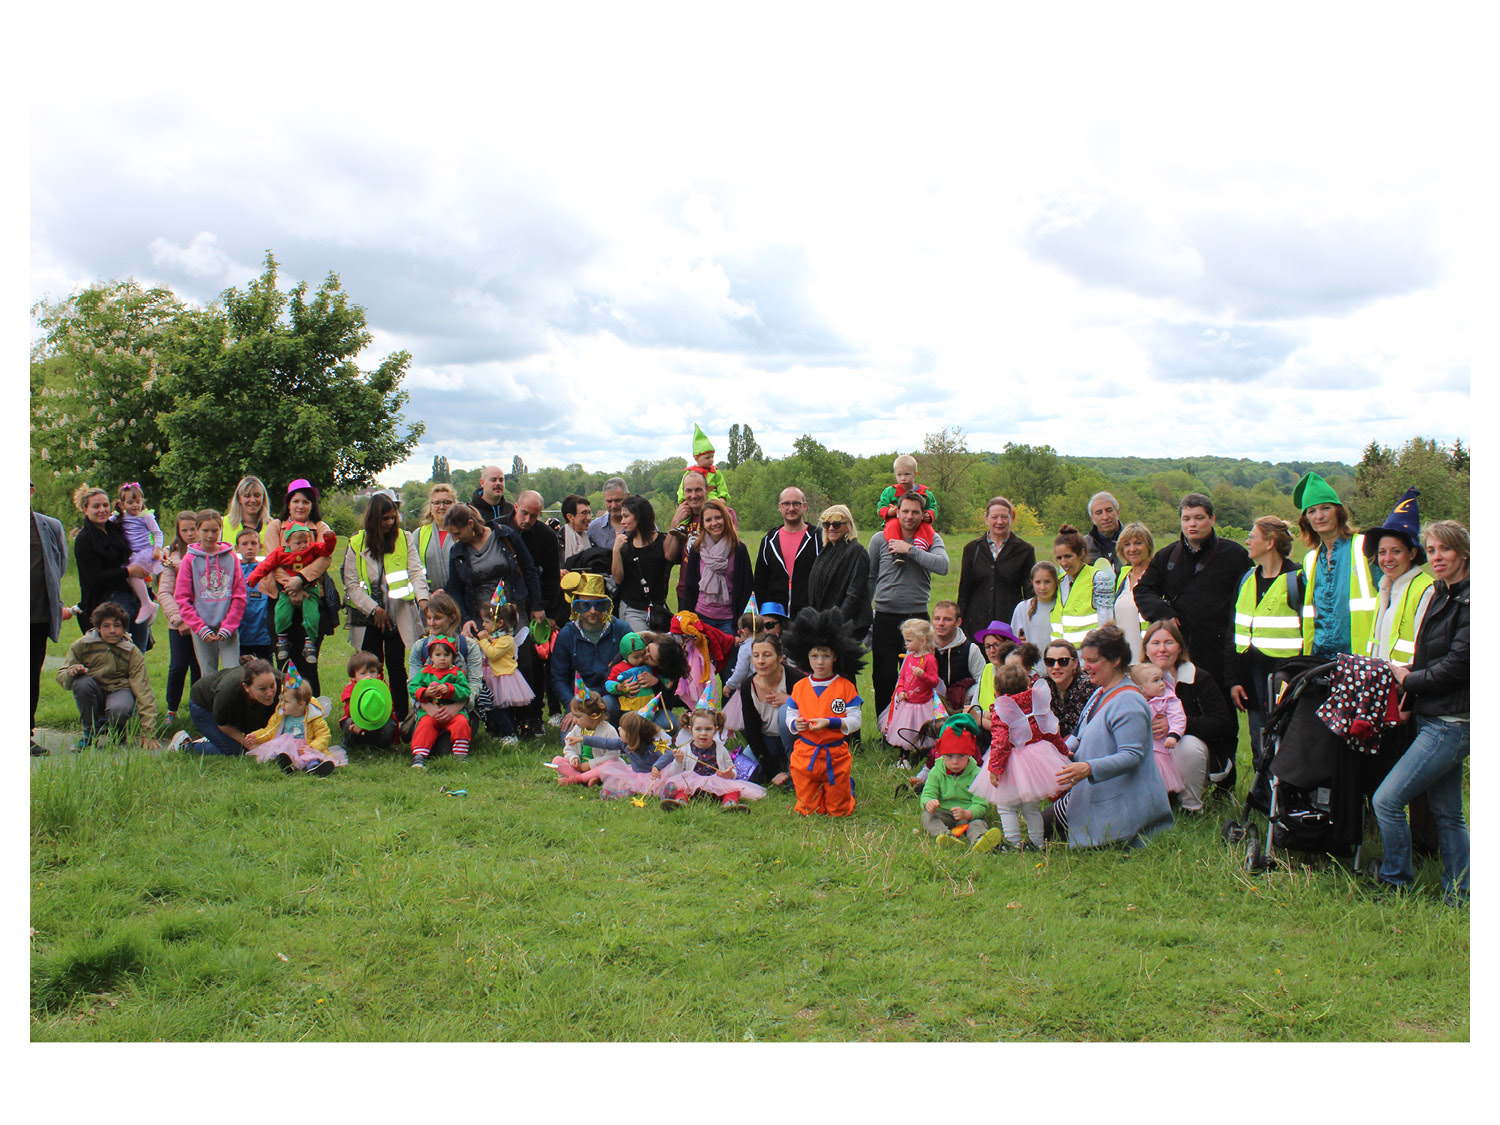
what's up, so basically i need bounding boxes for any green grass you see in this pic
[31,537,1469,1041]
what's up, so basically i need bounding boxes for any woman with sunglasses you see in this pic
[1042,639,1095,742]
[805,504,871,638]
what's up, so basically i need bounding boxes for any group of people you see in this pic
[28,433,1469,897]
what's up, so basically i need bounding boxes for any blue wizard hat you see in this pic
[1363,487,1425,565]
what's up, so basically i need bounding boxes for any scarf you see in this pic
[697,531,733,606]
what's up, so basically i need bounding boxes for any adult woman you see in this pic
[1143,620,1226,811]
[1052,625,1173,848]
[682,497,753,634]
[444,503,543,636]
[967,622,1020,729]
[1043,638,1095,741]
[344,492,430,723]
[408,592,487,742]
[1226,517,1303,765]
[611,495,670,634]
[72,485,152,651]
[1364,489,1434,664]
[174,656,279,755]
[1051,525,1114,645]
[1292,470,1375,659]
[1110,522,1155,663]
[1371,520,1469,903]
[956,497,1036,634]
[417,484,458,597]
[805,504,871,637]
[261,479,337,692]
[223,475,271,549]
[733,631,804,789]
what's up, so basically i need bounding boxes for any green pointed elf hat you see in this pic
[692,424,714,456]
[1292,471,1342,511]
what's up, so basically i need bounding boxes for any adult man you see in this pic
[31,484,68,755]
[753,487,822,615]
[559,495,593,563]
[505,490,564,732]
[587,477,628,550]
[1134,492,1249,698]
[866,493,949,717]
[1085,491,1122,573]
[551,574,633,730]
[469,465,514,525]
[931,600,987,712]
[665,469,718,603]
[955,496,1036,634]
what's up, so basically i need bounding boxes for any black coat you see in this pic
[1134,531,1250,688]
[74,519,133,626]
[1174,665,1237,767]
[504,515,565,623]
[955,534,1036,633]
[753,525,822,614]
[468,488,514,526]
[805,536,872,636]
[1403,578,1468,717]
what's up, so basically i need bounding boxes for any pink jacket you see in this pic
[174,541,247,635]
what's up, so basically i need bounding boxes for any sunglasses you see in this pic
[1044,656,1073,667]
[574,599,610,612]
[821,520,845,529]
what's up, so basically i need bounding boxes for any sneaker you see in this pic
[74,732,93,752]
[721,790,749,813]
[275,636,291,664]
[306,759,336,777]
[162,711,177,728]
[895,756,910,771]
[660,785,687,811]
[972,827,1007,855]
[498,735,519,747]
[275,753,296,774]
[30,740,48,757]
[547,713,562,728]
[168,731,191,754]
[302,639,318,664]
[935,832,962,849]
[411,756,427,769]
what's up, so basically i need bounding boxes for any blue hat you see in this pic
[758,601,789,621]
[1363,488,1425,564]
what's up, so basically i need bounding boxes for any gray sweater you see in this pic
[866,531,949,616]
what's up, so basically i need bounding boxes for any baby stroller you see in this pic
[1222,657,1369,873]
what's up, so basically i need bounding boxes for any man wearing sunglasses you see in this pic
[551,574,633,732]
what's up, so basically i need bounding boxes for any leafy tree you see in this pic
[1351,436,1469,527]
[919,427,982,531]
[988,443,1068,513]
[512,455,527,478]
[430,455,450,483]
[156,254,424,507]
[740,424,764,463]
[724,423,743,469]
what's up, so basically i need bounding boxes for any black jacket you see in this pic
[449,521,543,628]
[1174,665,1237,767]
[504,515,564,623]
[1403,578,1468,717]
[74,519,134,627]
[1086,524,1119,571]
[469,488,514,526]
[955,534,1036,633]
[1134,531,1250,688]
[805,536,872,636]
[753,525,822,614]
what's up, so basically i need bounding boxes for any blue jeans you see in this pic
[1372,717,1469,901]
[186,700,247,755]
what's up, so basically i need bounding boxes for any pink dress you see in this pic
[968,681,1070,805]
[675,642,711,708]
[879,652,943,753]
[1147,692,1187,793]
[245,716,347,770]
[661,733,767,800]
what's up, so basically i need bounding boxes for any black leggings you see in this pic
[363,623,409,721]
[166,628,203,712]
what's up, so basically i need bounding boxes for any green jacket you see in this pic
[410,665,472,705]
[920,758,988,815]
[56,630,158,728]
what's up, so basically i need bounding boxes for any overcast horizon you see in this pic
[28,4,1470,487]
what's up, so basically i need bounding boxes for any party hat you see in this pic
[639,693,666,726]
[573,673,589,702]
[695,676,721,713]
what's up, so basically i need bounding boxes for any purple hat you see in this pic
[285,478,320,500]
[972,621,1021,646]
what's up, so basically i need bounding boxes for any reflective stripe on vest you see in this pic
[1234,568,1303,656]
[1369,569,1435,662]
[1301,534,1374,654]
[1050,562,1100,642]
[351,530,415,603]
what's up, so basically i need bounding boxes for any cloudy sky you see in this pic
[27,3,1472,486]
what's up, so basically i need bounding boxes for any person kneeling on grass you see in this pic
[409,635,472,768]
[340,651,400,750]
[921,714,1004,852]
[244,667,342,777]
[781,607,865,817]
[56,601,160,750]
[170,656,279,756]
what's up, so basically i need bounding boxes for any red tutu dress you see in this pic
[968,680,1071,805]
[878,652,943,753]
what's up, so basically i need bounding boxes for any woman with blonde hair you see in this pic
[1227,515,1304,764]
[223,475,271,549]
[417,482,458,596]
[1110,522,1155,662]
[806,503,870,636]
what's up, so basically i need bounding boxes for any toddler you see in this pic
[879,617,941,763]
[969,662,1071,848]
[244,521,338,665]
[1128,663,1186,795]
[408,636,472,768]
[677,423,731,505]
[877,454,936,554]
[920,715,1004,851]
[657,703,765,812]
[552,683,620,784]
[245,670,341,776]
[475,601,536,746]
[340,650,398,749]
[114,482,164,624]
[578,704,673,798]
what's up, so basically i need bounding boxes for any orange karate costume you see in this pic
[788,675,861,816]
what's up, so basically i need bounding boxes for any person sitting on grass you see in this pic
[657,688,766,813]
[551,683,620,785]
[409,636,472,769]
[244,668,342,777]
[55,601,160,750]
[920,714,1004,852]
[577,700,673,798]
[340,650,400,750]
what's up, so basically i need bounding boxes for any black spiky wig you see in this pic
[780,607,866,679]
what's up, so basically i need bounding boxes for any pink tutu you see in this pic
[879,697,940,753]
[675,646,711,708]
[591,759,661,796]
[968,739,1069,805]
[247,732,346,770]
[721,689,744,732]
[1155,744,1185,793]
[661,764,767,801]
[483,667,535,707]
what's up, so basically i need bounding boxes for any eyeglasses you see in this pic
[1044,656,1073,667]
[821,520,845,529]
[780,501,805,508]
[430,499,453,507]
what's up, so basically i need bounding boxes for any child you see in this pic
[245,669,342,776]
[605,631,688,718]
[895,713,975,797]
[879,617,942,763]
[174,509,247,676]
[340,650,399,749]
[969,662,1071,848]
[1128,663,1187,795]
[475,601,536,747]
[55,601,159,749]
[1010,561,1058,663]
[244,521,338,665]
[657,694,766,812]
[920,715,1004,852]
[677,423,731,505]
[113,482,164,624]
[876,454,936,555]
[719,611,760,732]
[552,682,620,784]
[235,528,273,662]
[578,702,673,797]
[157,510,204,726]
[782,607,865,817]
[408,635,472,768]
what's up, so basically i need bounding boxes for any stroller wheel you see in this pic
[1244,834,1261,871]
[1221,819,1245,844]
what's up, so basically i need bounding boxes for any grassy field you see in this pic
[30,531,1470,1041]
